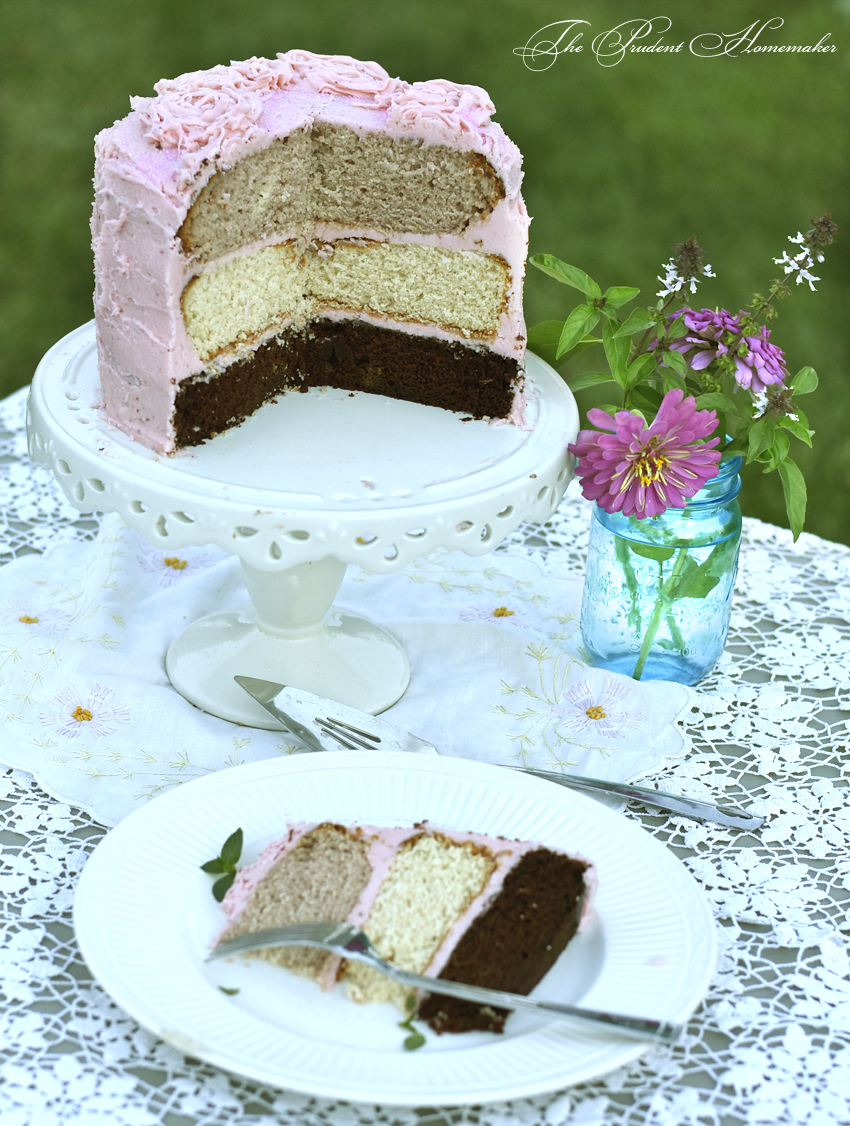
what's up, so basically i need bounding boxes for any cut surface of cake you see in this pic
[216,821,596,1034]
[92,51,530,454]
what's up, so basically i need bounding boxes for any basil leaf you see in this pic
[695,392,739,415]
[666,311,688,338]
[567,370,617,392]
[603,285,641,309]
[760,428,790,471]
[662,349,688,378]
[614,536,642,633]
[212,871,237,902]
[557,307,599,357]
[747,416,776,463]
[790,366,818,395]
[602,317,630,386]
[200,857,227,874]
[629,541,676,562]
[672,538,740,600]
[624,352,656,390]
[613,307,657,338]
[777,456,807,541]
[220,828,244,870]
[526,320,565,349]
[528,255,601,297]
[403,1031,426,1051]
[627,384,664,415]
[777,415,814,446]
[673,561,722,601]
[660,369,687,393]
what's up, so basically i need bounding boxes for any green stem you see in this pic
[634,293,677,357]
[665,606,686,653]
[631,547,690,680]
[614,535,642,634]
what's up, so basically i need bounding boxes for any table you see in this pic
[2,385,849,1126]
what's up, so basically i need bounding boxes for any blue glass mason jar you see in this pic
[579,454,743,685]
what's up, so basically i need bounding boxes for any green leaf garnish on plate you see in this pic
[398,993,425,1050]
[201,828,243,901]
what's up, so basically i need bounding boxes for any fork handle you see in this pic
[208,931,681,1043]
[512,767,762,830]
[385,965,682,1043]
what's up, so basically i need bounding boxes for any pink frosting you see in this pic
[389,79,493,132]
[285,50,399,106]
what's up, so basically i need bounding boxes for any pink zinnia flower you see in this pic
[569,390,721,519]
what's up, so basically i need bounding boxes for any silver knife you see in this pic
[234,676,763,830]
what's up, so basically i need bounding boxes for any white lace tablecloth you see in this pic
[1,385,849,1126]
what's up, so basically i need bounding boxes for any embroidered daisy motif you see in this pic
[4,600,70,636]
[459,602,531,626]
[550,676,642,739]
[138,543,217,587]
[39,683,131,739]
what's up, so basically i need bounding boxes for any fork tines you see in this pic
[317,716,382,751]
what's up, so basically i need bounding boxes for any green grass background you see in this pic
[2,0,848,542]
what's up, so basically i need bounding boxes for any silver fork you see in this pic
[234,677,763,829]
[312,717,761,829]
[207,920,683,1044]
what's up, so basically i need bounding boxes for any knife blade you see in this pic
[234,675,762,830]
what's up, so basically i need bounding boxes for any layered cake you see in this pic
[92,51,530,453]
[216,821,595,1034]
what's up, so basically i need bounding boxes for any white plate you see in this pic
[74,753,716,1106]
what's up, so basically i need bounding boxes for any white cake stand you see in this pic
[27,322,578,725]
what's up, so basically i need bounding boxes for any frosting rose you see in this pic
[133,65,267,155]
[280,50,400,107]
[229,55,298,93]
[388,79,496,134]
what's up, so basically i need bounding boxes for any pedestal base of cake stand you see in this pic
[165,557,410,725]
[27,323,578,727]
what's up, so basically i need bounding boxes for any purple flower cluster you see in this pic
[734,330,789,393]
[568,390,721,519]
[670,308,788,395]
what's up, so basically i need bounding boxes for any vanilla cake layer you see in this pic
[344,831,498,1008]
[217,821,596,1035]
[92,52,530,453]
[182,240,511,362]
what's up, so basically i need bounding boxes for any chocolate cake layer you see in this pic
[417,849,589,1034]
[172,318,521,447]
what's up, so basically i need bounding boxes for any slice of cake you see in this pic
[92,51,530,454]
[216,821,596,1034]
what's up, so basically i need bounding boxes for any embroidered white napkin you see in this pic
[0,514,691,824]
